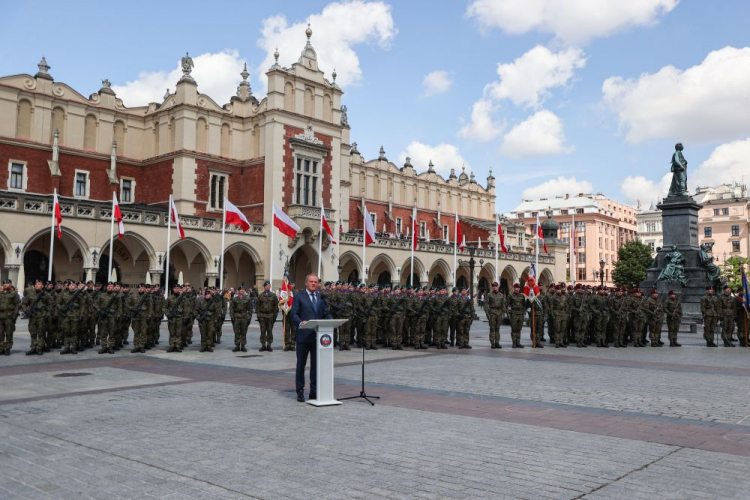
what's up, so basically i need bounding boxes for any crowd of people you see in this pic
[0,277,747,356]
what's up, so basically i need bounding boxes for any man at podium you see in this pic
[290,273,331,402]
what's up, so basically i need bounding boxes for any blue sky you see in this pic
[3,0,749,212]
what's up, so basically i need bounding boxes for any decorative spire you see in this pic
[164,88,170,100]
[470,171,476,183]
[428,160,435,173]
[403,156,413,169]
[378,146,387,161]
[236,63,252,100]
[306,23,313,44]
[179,52,196,84]
[35,56,52,80]
[99,78,115,95]
[273,47,280,67]
[332,68,337,84]
[351,142,360,155]
[240,63,249,83]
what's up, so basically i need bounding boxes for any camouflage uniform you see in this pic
[432,293,451,349]
[149,290,166,347]
[608,293,628,348]
[58,287,85,353]
[195,294,221,351]
[735,293,748,347]
[550,292,568,348]
[126,290,152,352]
[456,294,474,348]
[164,290,186,352]
[484,290,505,348]
[629,293,647,347]
[700,292,719,347]
[664,295,682,346]
[590,292,610,347]
[508,288,526,348]
[0,285,21,354]
[256,289,279,351]
[362,289,380,350]
[94,289,122,352]
[21,286,51,354]
[230,291,253,351]
[569,291,588,347]
[214,293,228,344]
[387,290,406,349]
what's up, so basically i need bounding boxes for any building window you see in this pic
[713,208,720,216]
[704,227,712,237]
[578,252,586,264]
[8,161,26,191]
[295,157,319,207]
[732,241,741,252]
[120,178,135,204]
[370,213,376,231]
[419,221,426,238]
[561,209,568,215]
[396,218,402,235]
[648,242,655,250]
[731,225,740,236]
[209,173,227,210]
[576,208,584,214]
[74,170,90,198]
[599,237,602,249]
[723,207,729,215]
[443,225,449,241]
[577,268,586,280]
[577,236,585,247]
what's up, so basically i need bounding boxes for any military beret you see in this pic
[492,281,499,287]
[2,278,11,284]
[513,283,520,288]
[359,283,366,288]
[264,281,271,286]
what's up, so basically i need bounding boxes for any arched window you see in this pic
[346,270,359,283]
[432,274,445,287]
[377,271,391,287]
[323,94,332,121]
[83,114,97,150]
[456,275,468,290]
[16,100,32,139]
[50,107,65,144]
[304,88,314,117]
[284,82,294,112]
[196,117,207,152]
[220,123,231,157]
[113,120,126,152]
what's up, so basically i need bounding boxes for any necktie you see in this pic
[311,292,317,307]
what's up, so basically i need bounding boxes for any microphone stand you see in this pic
[332,303,379,406]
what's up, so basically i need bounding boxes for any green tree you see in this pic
[723,256,749,290]
[612,240,654,288]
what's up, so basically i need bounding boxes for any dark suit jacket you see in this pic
[290,289,331,343]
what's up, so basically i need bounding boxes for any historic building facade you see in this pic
[0,28,564,292]
[694,182,749,261]
[506,193,637,286]
[636,201,663,257]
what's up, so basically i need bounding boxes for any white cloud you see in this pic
[466,0,678,45]
[602,46,750,144]
[256,1,396,89]
[522,176,593,200]
[112,51,246,107]
[620,173,672,207]
[458,98,504,141]
[499,110,574,158]
[692,138,750,188]
[397,142,469,176]
[422,70,453,97]
[487,45,586,108]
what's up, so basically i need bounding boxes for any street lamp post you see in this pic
[599,259,605,287]
[337,263,343,281]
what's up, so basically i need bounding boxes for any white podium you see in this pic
[303,319,348,407]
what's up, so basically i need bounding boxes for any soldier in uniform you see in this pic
[148,285,165,348]
[700,286,719,347]
[117,283,132,348]
[83,281,98,348]
[42,281,56,350]
[386,286,405,350]
[569,285,588,348]
[735,287,748,347]
[485,281,505,349]
[182,284,195,346]
[448,288,459,347]
[362,284,380,350]
[646,289,666,347]
[549,287,568,348]
[508,283,526,348]
[608,288,627,348]
[256,281,279,352]
[335,283,353,351]
[58,280,84,354]
[165,284,185,352]
[195,289,218,352]
[664,290,682,347]
[718,286,736,347]
[22,279,50,355]
[214,288,228,345]
[0,279,20,355]
[126,284,152,353]
[230,285,253,352]
[456,287,474,349]
[95,282,122,354]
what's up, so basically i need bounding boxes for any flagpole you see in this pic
[535,216,539,279]
[47,189,57,282]
[495,213,499,284]
[453,213,458,285]
[164,195,172,299]
[361,204,366,282]
[268,200,280,290]
[410,206,416,287]
[108,192,115,282]
[219,196,227,290]
[317,198,324,278]
[571,212,575,286]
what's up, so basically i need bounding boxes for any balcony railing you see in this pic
[0,191,265,235]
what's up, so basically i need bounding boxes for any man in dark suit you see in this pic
[290,273,331,402]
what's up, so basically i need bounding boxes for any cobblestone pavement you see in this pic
[1,317,749,499]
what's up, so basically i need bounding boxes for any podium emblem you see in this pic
[320,334,332,347]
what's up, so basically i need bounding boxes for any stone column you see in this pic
[5,265,20,288]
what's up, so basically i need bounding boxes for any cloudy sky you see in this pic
[3,0,749,212]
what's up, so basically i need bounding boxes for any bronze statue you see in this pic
[668,143,688,197]
[698,242,726,291]
[656,245,688,286]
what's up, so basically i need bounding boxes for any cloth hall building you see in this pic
[0,28,564,293]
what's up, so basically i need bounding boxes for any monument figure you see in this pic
[698,242,725,291]
[656,245,688,286]
[668,143,689,197]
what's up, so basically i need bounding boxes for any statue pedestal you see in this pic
[641,196,708,321]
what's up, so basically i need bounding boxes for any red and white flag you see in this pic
[456,213,465,251]
[170,197,185,240]
[536,214,548,254]
[282,275,294,306]
[497,221,508,253]
[53,190,63,239]
[412,208,418,250]
[363,206,376,246]
[273,203,299,238]
[225,199,251,232]
[321,209,336,244]
[113,194,125,239]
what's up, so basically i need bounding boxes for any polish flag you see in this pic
[456,213,465,251]
[113,194,125,239]
[170,197,185,240]
[497,222,508,253]
[53,190,63,239]
[412,208,418,250]
[321,208,336,244]
[536,214,548,254]
[273,203,299,238]
[282,275,294,306]
[363,206,376,246]
[225,199,251,232]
